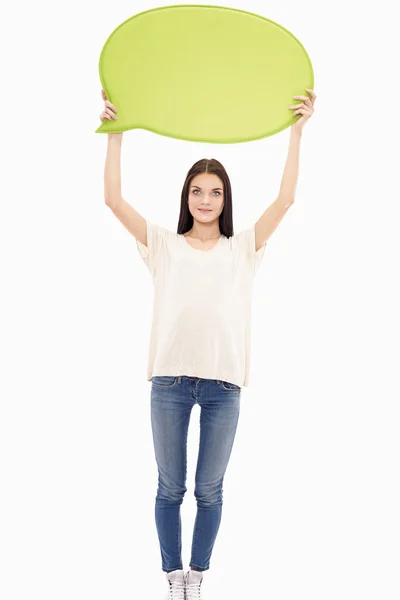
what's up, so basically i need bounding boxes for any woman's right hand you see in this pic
[100,89,122,140]
[100,89,118,122]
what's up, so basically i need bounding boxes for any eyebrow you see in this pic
[191,185,223,191]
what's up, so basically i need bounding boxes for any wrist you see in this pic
[290,127,302,138]
[108,132,123,141]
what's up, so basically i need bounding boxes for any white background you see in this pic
[1,0,399,598]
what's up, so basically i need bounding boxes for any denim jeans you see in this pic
[150,375,241,572]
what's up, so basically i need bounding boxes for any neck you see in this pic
[187,221,221,240]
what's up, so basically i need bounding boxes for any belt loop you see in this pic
[178,376,182,384]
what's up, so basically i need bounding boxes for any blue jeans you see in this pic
[150,375,241,572]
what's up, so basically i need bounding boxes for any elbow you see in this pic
[277,196,295,209]
[104,194,122,207]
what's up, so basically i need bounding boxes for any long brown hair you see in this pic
[177,158,234,238]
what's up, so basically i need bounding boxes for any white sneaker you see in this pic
[165,569,185,600]
[185,569,204,599]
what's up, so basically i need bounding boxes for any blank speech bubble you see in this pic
[95,5,314,143]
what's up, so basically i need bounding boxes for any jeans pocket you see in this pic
[218,380,241,391]
[151,375,178,387]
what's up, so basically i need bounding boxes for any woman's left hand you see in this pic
[288,88,317,134]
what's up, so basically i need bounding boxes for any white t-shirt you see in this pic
[136,221,266,388]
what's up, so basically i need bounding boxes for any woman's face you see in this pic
[188,173,224,223]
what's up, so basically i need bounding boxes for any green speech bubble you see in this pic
[95,5,314,143]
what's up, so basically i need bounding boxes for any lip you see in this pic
[198,208,211,212]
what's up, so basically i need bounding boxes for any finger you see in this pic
[305,88,317,103]
[101,89,107,101]
[100,110,114,121]
[288,104,312,115]
[296,107,312,117]
[105,100,117,113]
[105,107,117,119]
[292,108,308,116]
[293,95,312,108]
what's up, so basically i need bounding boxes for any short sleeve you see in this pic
[233,225,267,275]
[136,220,167,278]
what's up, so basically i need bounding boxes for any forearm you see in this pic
[278,129,302,204]
[104,133,123,204]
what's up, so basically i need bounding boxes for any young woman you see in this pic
[99,87,316,599]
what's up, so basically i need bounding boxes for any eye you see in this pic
[192,189,221,195]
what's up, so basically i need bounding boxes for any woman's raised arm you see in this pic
[100,90,148,247]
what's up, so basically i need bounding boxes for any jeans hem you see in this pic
[189,563,209,572]
[162,565,184,573]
